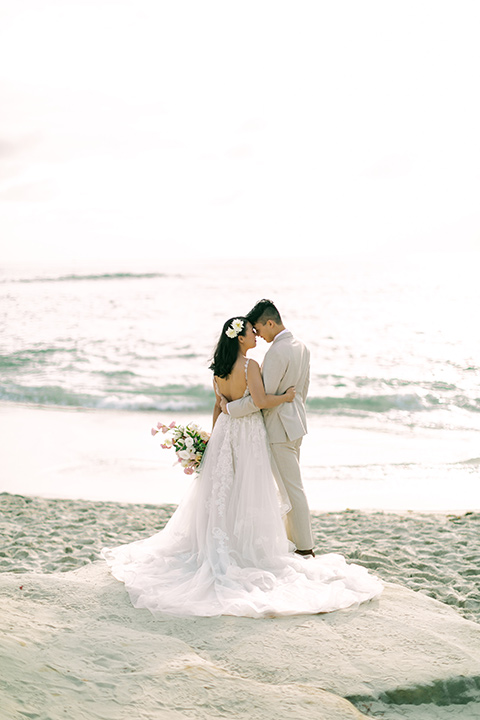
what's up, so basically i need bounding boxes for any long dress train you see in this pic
[102,387,383,618]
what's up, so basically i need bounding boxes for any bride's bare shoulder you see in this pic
[246,358,261,374]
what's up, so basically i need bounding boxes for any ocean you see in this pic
[1,253,479,512]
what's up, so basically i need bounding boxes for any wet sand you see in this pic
[1,402,479,512]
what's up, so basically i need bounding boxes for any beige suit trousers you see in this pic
[269,439,314,551]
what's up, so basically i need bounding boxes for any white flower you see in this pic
[177,450,191,460]
[184,436,194,448]
[225,318,244,339]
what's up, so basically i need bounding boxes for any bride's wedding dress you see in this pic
[102,384,383,618]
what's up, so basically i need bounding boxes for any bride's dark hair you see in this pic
[209,317,248,378]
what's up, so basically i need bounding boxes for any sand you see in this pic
[2,494,480,625]
[2,564,480,720]
[2,494,480,719]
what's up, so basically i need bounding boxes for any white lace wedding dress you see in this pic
[102,370,383,618]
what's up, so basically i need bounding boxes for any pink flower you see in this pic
[156,421,164,430]
[151,427,158,436]
[169,421,176,428]
[184,466,195,475]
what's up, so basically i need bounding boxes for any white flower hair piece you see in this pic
[225,318,244,339]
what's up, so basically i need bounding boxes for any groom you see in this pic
[221,299,314,557]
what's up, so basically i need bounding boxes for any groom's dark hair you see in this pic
[247,299,282,326]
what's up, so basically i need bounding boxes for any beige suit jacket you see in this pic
[227,331,310,443]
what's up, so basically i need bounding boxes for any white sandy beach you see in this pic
[2,492,480,719]
[2,562,480,720]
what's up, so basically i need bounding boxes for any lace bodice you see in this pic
[242,358,250,397]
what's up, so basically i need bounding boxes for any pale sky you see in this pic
[1,0,479,263]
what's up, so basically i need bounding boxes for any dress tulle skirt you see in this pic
[102,413,383,618]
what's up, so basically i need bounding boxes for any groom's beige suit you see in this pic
[227,330,314,550]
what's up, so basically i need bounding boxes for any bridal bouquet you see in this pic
[151,421,210,475]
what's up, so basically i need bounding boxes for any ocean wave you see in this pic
[454,457,480,466]
[0,347,79,369]
[308,392,437,413]
[0,383,215,412]
[2,272,171,284]
[1,381,479,417]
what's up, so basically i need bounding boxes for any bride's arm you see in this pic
[247,360,295,409]
[212,378,223,428]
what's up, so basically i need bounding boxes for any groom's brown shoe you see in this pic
[295,549,315,558]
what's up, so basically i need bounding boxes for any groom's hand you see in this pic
[220,395,229,414]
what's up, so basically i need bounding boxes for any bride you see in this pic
[102,317,383,617]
